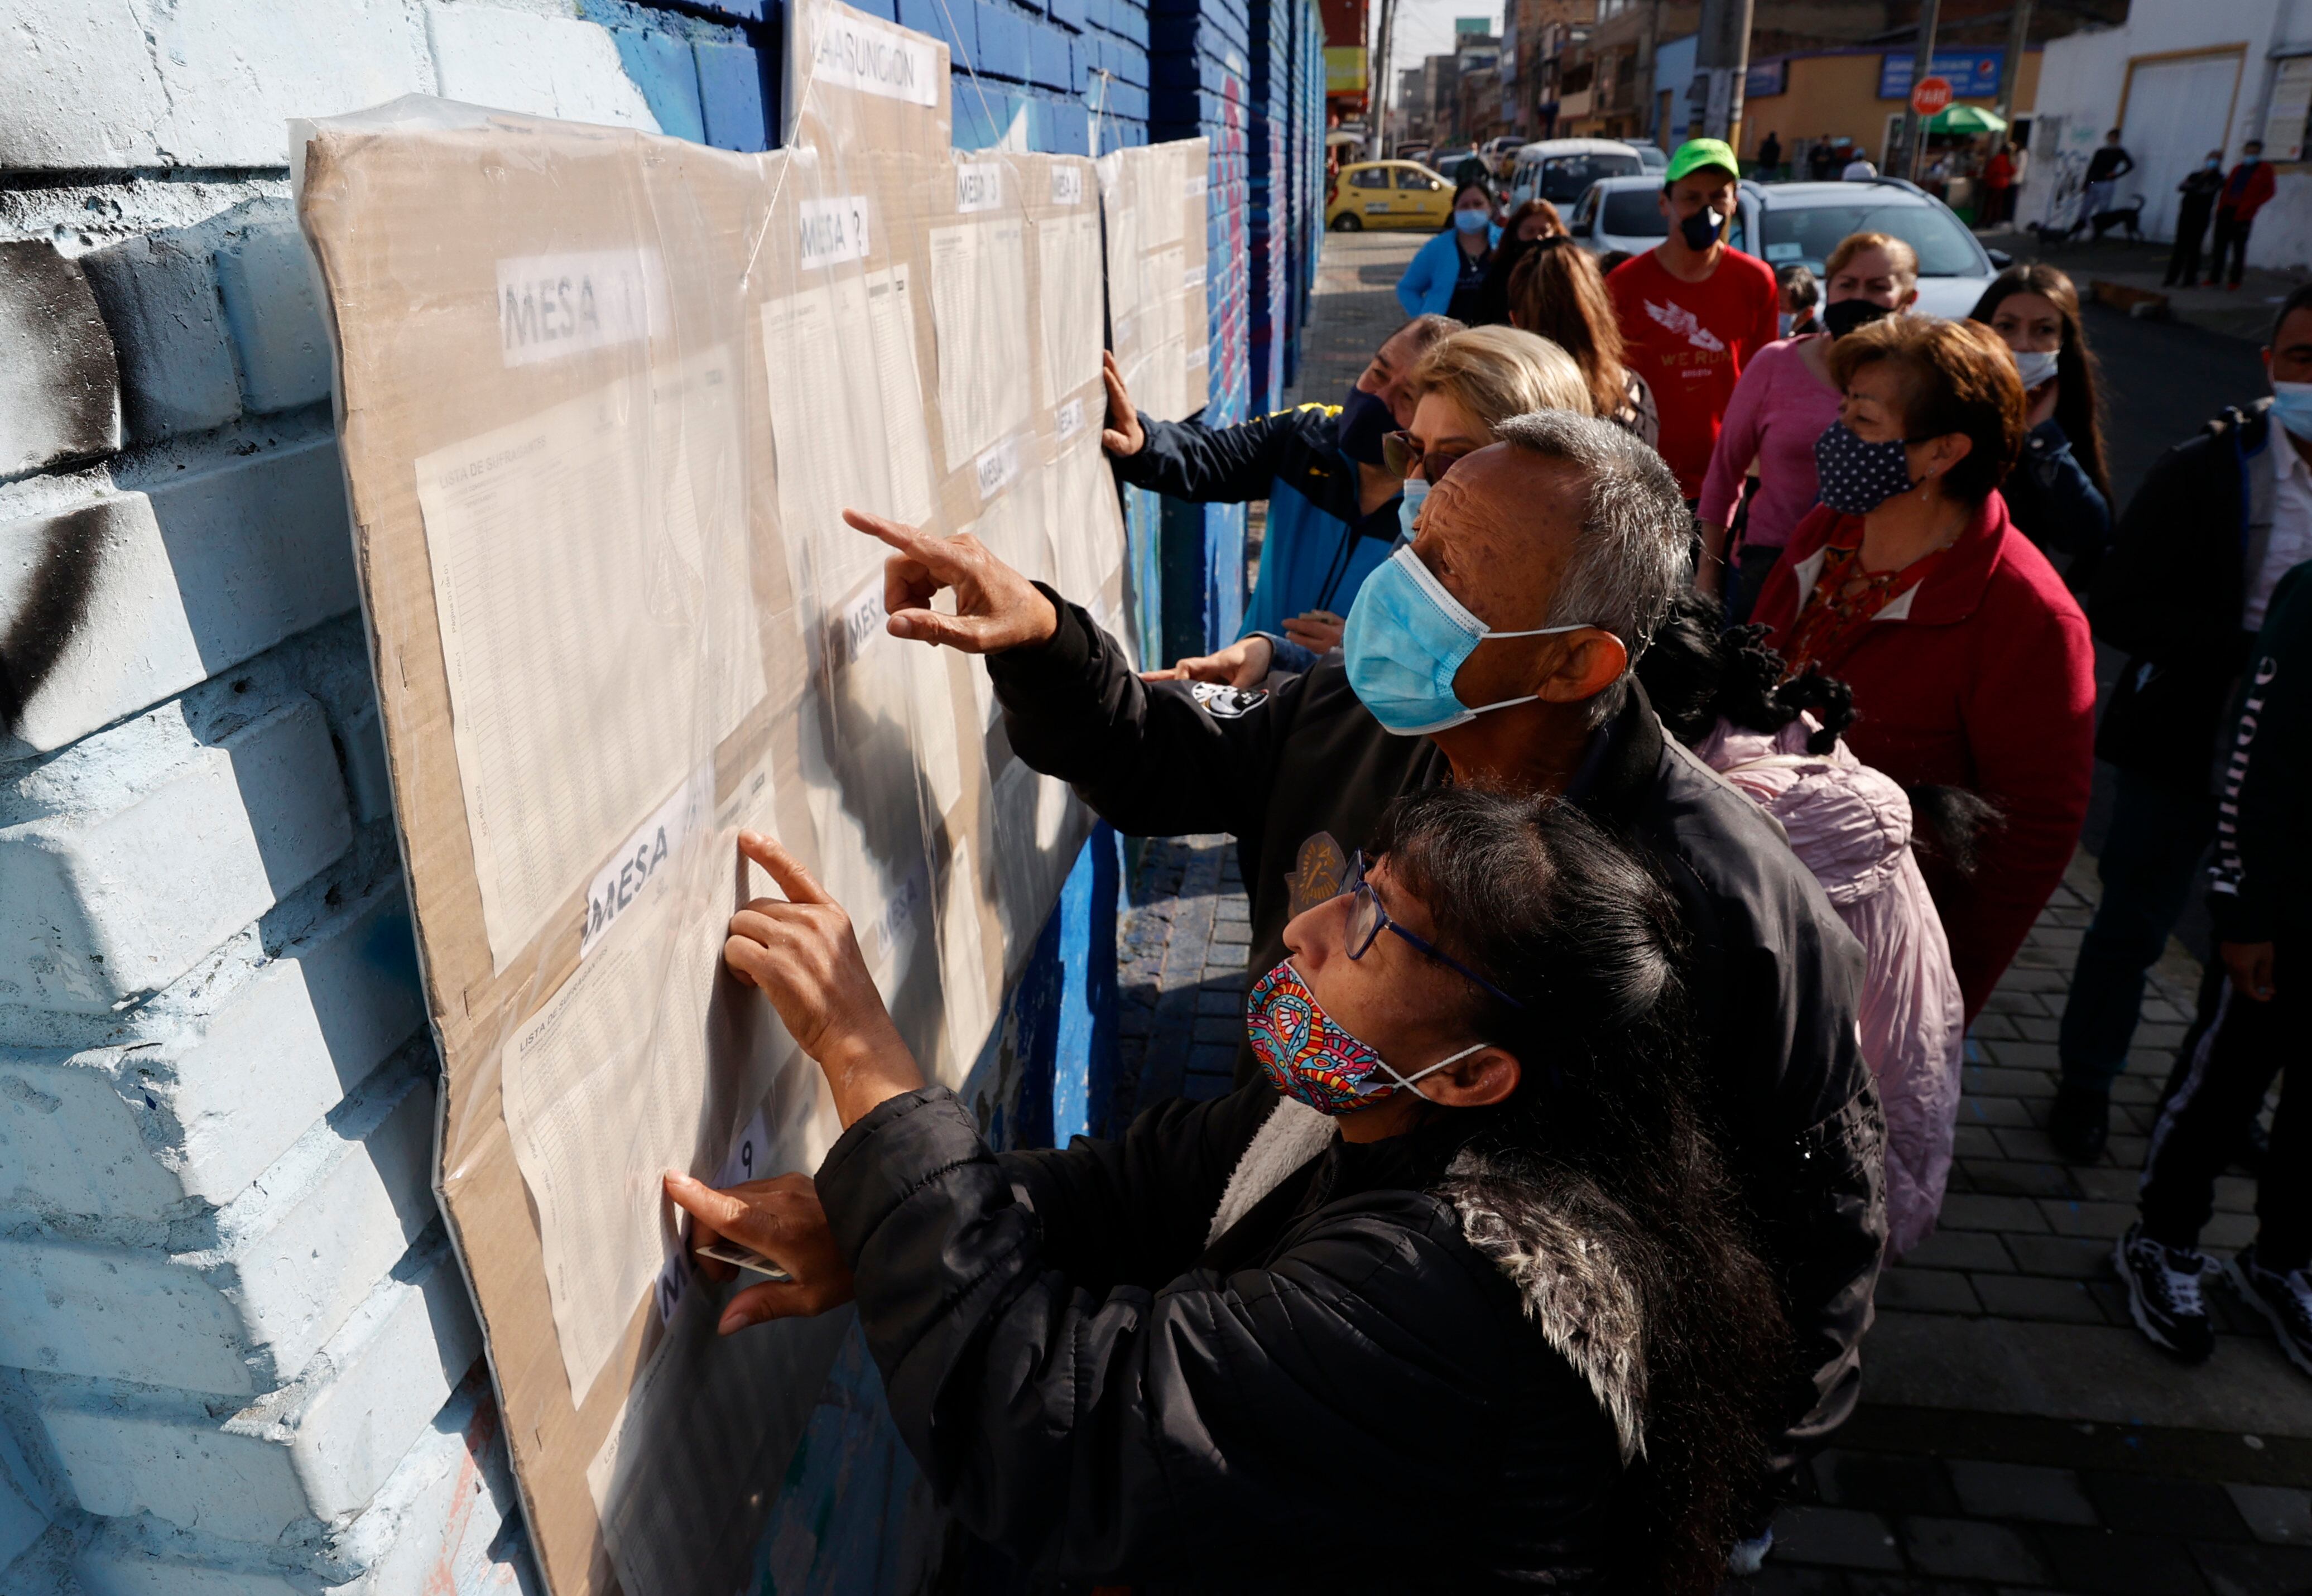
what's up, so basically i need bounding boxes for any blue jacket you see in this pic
[1395,224,1503,318]
[1111,403,1401,638]
[2003,418,2111,594]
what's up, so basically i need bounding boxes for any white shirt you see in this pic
[2252,431,2312,629]
[1843,159,1877,180]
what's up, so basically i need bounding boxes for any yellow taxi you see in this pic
[1326,160,1455,230]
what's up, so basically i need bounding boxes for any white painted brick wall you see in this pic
[37,1224,481,1549]
[75,233,244,443]
[0,1051,437,1396]
[0,695,354,1012]
[0,437,361,757]
[425,5,662,128]
[214,224,334,416]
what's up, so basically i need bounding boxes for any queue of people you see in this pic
[652,138,2312,1590]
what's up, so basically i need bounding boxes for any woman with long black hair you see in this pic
[671,796,1786,1593]
[1968,264,2114,592]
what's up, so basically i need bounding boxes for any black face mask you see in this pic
[1679,207,1725,252]
[1823,298,1895,339]
[1337,384,1393,464]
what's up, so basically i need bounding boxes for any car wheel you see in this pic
[1331,212,1363,232]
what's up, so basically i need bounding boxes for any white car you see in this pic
[1564,174,1670,258]
[1508,138,1648,210]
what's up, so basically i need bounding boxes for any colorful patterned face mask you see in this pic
[1244,960,1487,1117]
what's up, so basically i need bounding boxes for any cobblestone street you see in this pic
[1107,228,2312,1595]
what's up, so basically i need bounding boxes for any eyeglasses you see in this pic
[1382,430,1474,485]
[1342,851,1527,1011]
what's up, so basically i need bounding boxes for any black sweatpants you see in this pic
[2209,211,2255,287]
[2140,943,2307,1268]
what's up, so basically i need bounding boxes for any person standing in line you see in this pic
[1397,183,1503,319]
[1100,315,1461,661]
[2208,141,2277,291]
[1468,198,1566,326]
[1757,130,1784,179]
[1969,266,2113,592]
[1506,237,1657,443]
[1778,262,1822,337]
[2050,285,2312,1160]
[2075,127,2135,234]
[2167,150,2227,288]
[1753,315,2098,1021]
[1606,138,1780,502]
[2114,557,2312,1374]
[1698,233,1919,622]
[1842,151,1878,180]
[1982,142,2015,226]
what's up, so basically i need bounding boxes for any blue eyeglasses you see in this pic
[1342,851,1527,1011]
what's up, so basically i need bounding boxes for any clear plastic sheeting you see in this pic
[295,9,1184,1587]
[1098,140,1212,425]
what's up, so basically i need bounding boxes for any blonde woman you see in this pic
[1157,325,1591,681]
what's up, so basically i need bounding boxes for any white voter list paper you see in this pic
[414,348,765,968]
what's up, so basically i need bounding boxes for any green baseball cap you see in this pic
[1665,137,1741,184]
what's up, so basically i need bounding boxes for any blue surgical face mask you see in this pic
[2207,157,2223,170]
[1396,477,1428,544]
[2243,153,2262,167]
[1454,207,1492,233]
[1814,421,1924,516]
[1343,545,1593,735]
[2272,381,2312,441]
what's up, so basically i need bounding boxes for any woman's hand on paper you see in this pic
[725,831,924,1126]
[845,509,1060,654]
[661,1171,855,1331]
[1100,349,1146,456]
[1141,633,1272,688]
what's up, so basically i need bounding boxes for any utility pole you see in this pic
[1993,0,2032,139]
[1688,0,1755,146]
[1368,0,1397,159]
[1893,0,1942,179]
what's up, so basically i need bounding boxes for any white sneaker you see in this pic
[1726,1529,1773,1578]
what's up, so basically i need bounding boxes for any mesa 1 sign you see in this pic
[1910,75,1954,117]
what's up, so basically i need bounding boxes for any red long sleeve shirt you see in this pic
[1754,493,2097,1018]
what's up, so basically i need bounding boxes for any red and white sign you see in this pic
[1910,75,1954,117]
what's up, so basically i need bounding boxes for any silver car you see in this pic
[1564,174,1670,258]
[1733,177,2011,319]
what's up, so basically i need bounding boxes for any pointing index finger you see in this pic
[844,509,964,575]
[737,830,835,906]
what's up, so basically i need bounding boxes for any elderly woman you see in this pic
[1699,233,1921,622]
[1753,315,2096,1020]
[671,797,1784,1593]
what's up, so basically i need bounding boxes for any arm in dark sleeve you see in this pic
[818,1088,1521,1580]
[2088,438,2229,660]
[984,588,1298,838]
[1110,408,1309,503]
[2209,570,2312,945]
[2011,420,2112,574]
[996,1082,1277,1290]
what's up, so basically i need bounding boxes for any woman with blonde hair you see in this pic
[1698,232,1919,621]
[1505,239,1656,444]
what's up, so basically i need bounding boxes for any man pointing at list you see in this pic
[1606,138,1780,503]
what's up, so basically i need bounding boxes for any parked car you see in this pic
[1326,160,1455,230]
[1507,138,1648,209]
[1565,173,1671,256]
[1626,142,1669,173]
[1733,178,2008,318]
[1483,134,1526,169]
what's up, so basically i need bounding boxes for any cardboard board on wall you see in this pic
[296,14,1183,1589]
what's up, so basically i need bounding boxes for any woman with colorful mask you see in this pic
[1752,314,2097,1020]
[1696,232,1919,622]
[670,798,1785,1593]
[1395,182,1503,319]
[1968,265,2114,592]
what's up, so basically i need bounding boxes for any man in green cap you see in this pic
[1605,136,1780,505]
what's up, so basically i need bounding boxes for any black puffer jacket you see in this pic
[984,592,1886,1478]
[816,1080,1637,1591]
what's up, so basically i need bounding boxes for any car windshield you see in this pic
[1602,188,1669,237]
[1757,201,1983,276]
[1539,151,1642,202]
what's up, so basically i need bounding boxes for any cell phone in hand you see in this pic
[695,1241,794,1282]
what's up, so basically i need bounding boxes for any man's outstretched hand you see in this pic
[1141,634,1273,688]
[662,1170,855,1333]
[1100,349,1146,457]
[845,508,1059,654]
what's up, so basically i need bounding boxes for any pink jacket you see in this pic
[1695,335,1843,550]
[1694,717,1965,1257]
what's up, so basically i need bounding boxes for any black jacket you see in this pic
[818,1080,1632,1590]
[2090,402,2271,792]
[2209,563,2312,945]
[985,593,1886,1474]
[2002,419,2111,593]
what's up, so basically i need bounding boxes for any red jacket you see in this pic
[2219,160,2277,222]
[1755,494,2096,1018]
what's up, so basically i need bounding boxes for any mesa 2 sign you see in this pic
[1910,76,1955,118]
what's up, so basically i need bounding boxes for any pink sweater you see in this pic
[1696,335,1843,550]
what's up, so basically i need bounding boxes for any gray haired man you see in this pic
[846,408,1885,1538]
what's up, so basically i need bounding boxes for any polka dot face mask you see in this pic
[1813,421,1925,516]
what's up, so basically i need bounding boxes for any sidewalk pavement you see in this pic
[1981,225,2307,345]
[1106,227,2312,1595]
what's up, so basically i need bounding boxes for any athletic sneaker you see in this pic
[1725,1530,1773,1578]
[2228,1248,2312,1378]
[2114,1223,2215,1363]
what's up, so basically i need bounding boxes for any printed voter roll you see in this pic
[928,219,1031,470]
[412,347,763,970]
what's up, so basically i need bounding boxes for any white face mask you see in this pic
[2013,349,2060,389]
[1779,310,1795,338]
